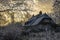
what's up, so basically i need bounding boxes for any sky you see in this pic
[37,0,55,13]
[28,0,56,15]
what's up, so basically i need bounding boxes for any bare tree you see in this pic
[53,0,60,24]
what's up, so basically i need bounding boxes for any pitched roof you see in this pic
[24,13,54,26]
[32,14,52,25]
